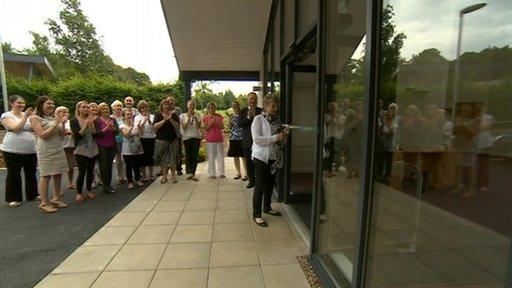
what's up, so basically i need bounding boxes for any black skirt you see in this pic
[140,138,156,167]
[227,140,244,157]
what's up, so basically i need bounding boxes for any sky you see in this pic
[0,0,255,95]
[2,0,510,92]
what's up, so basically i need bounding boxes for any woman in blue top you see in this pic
[227,101,247,180]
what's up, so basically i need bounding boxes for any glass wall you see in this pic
[366,0,512,287]
[317,0,367,283]
[282,0,295,55]
[298,0,317,39]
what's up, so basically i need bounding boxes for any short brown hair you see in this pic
[137,100,150,113]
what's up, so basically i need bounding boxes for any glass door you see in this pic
[284,49,318,231]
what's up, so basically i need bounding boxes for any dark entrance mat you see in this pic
[0,171,151,288]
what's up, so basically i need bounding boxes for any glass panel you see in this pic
[283,0,295,55]
[366,1,512,287]
[288,51,317,230]
[273,1,281,93]
[317,0,367,283]
[298,0,317,39]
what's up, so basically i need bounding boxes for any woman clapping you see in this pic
[70,101,99,202]
[30,96,68,213]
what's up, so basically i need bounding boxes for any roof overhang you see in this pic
[160,0,272,80]
[4,53,56,79]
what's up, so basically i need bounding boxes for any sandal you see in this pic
[75,194,84,203]
[67,184,76,190]
[87,192,96,199]
[171,177,178,184]
[234,175,241,180]
[39,203,58,213]
[51,199,68,208]
[160,178,168,184]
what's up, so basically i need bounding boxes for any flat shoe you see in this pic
[234,175,241,180]
[75,194,84,202]
[8,201,21,208]
[253,217,267,227]
[160,178,168,183]
[264,210,282,216]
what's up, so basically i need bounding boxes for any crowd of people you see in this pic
[1,92,287,227]
[323,98,495,197]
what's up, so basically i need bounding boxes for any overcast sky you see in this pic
[0,0,255,95]
[1,0,510,92]
[391,0,512,60]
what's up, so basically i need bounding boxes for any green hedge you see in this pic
[4,75,184,114]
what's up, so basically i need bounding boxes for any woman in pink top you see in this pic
[203,102,225,178]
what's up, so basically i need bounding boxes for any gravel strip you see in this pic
[297,255,323,288]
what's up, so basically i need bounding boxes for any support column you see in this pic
[183,78,191,111]
[28,63,34,82]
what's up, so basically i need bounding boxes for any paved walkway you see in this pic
[35,162,311,288]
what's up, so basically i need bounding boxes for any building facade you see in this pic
[163,0,512,286]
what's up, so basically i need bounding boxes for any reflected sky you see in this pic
[390,0,512,60]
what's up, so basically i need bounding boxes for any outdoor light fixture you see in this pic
[451,3,487,118]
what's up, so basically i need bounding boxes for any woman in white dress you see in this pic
[30,96,68,213]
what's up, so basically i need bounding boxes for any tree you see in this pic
[408,48,448,65]
[1,42,18,54]
[46,0,110,75]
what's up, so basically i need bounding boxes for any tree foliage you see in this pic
[192,82,241,110]
[5,0,151,85]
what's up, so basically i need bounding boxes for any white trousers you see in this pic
[206,142,225,177]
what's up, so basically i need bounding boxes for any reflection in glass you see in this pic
[317,0,367,283]
[366,0,512,287]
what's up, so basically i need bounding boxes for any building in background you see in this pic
[162,0,512,287]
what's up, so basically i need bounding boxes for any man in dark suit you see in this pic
[238,92,262,188]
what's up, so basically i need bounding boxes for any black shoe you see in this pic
[177,171,183,176]
[253,217,268,227]
[246,183,255,189]
[264,210,282,216]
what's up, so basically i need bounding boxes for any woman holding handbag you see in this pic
[70,101,99,202]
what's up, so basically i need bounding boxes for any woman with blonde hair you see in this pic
[61,106,76,191]
[135,100,156,181]
[180,100,202,181]
[153,99,181,183]
[120,109,144,188]
[111,100,126,184]
[1,95,38,207]
[70,101,98,202]
[251,94,287,226]
[30,96,68,213]
[95,102,119,194]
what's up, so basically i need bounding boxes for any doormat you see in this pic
[297,256,322,288]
